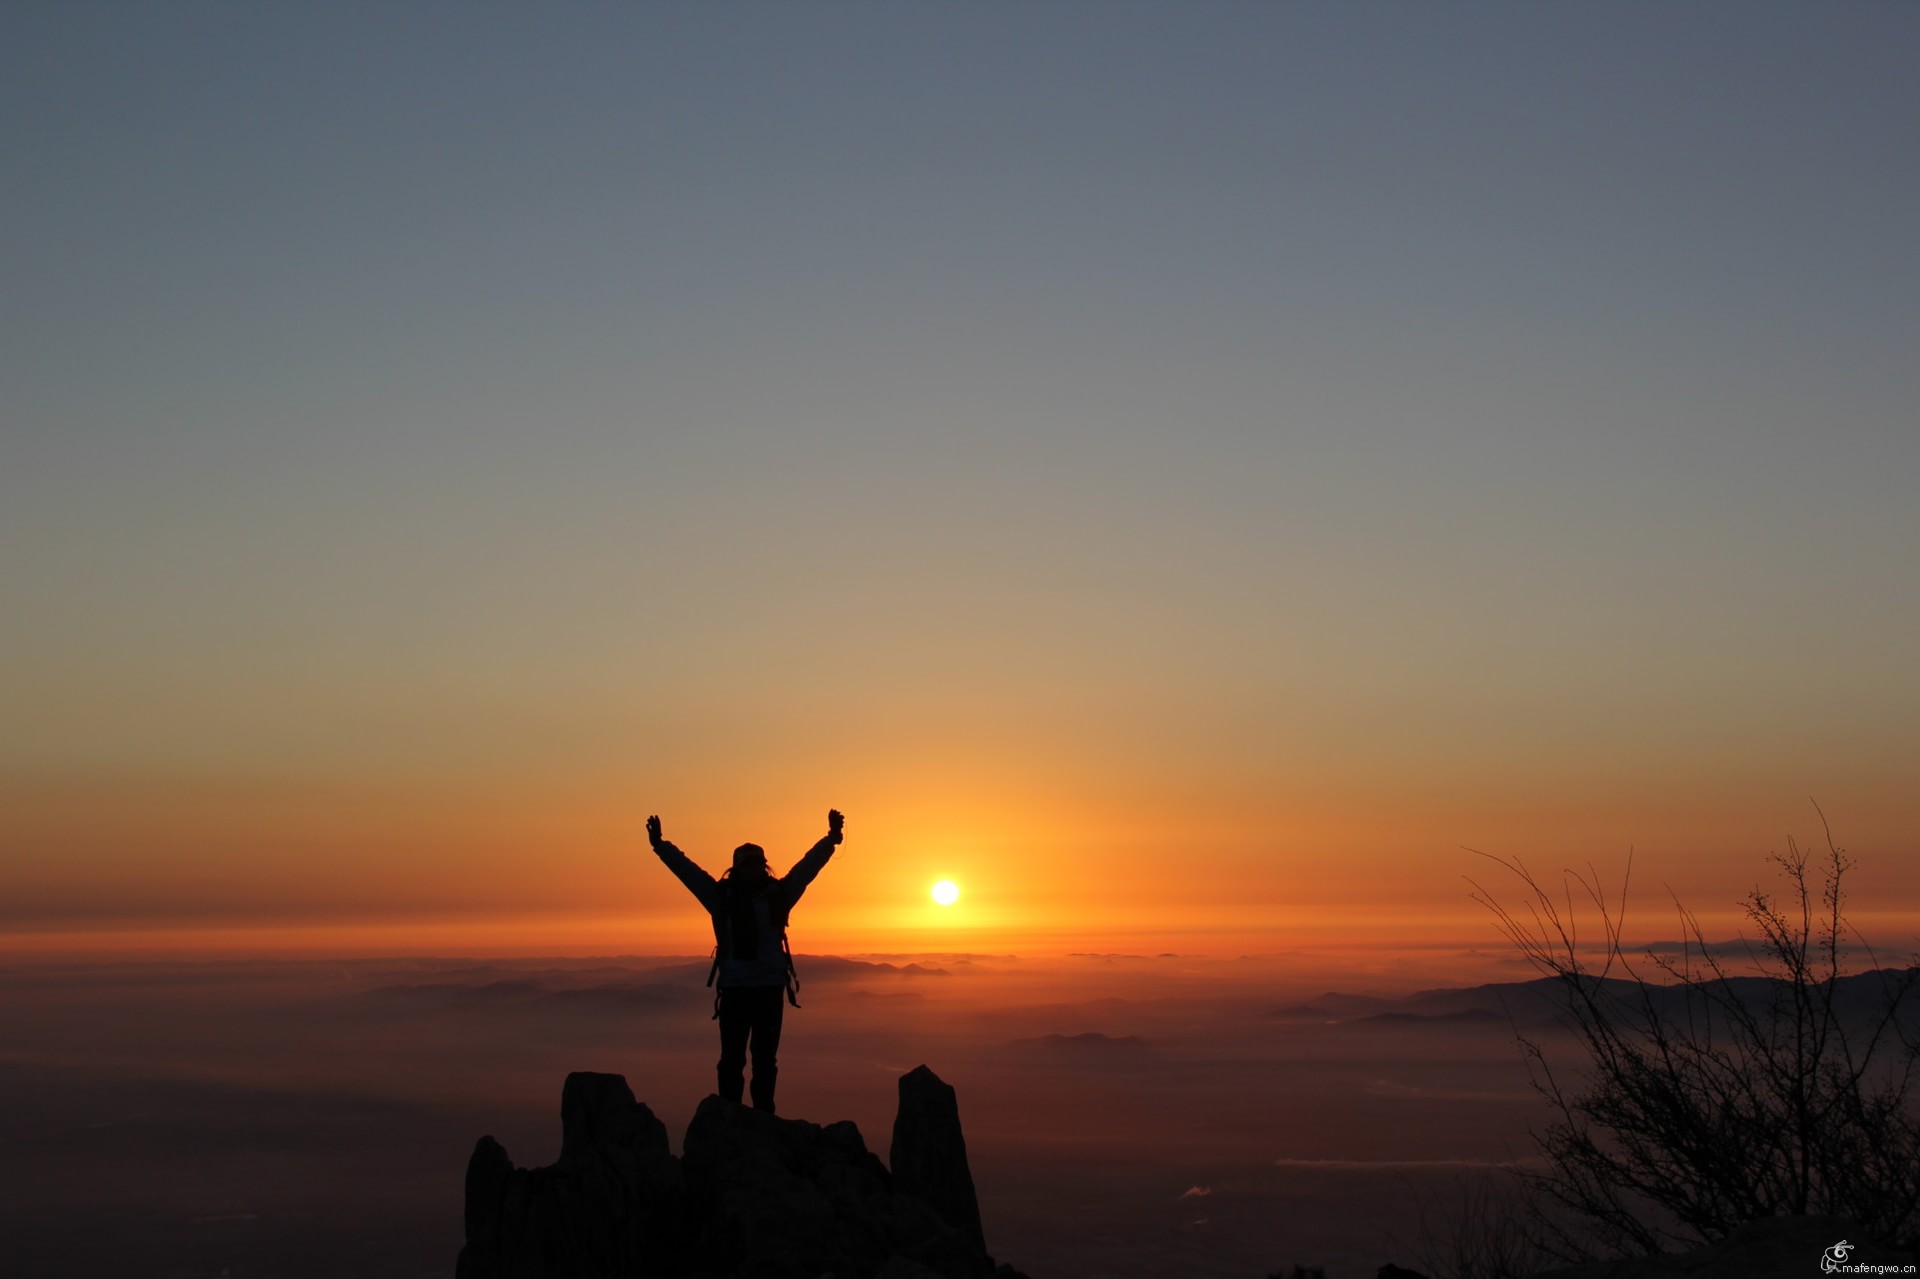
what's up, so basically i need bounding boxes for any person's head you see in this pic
[730,842,770,883]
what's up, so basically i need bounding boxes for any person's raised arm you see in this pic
[782,808,844,901]
[646,813,720,911]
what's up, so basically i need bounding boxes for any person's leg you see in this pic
[716,990,750,1104]
[746,986,786,1114]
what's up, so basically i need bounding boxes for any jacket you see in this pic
[653,834,838,989]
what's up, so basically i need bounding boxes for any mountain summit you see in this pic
[457,1066,1030,1279]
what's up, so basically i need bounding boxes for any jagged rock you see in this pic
[685,1092,1011,1279]
[890,1065,985,1252]
[458,1067,1029,1279]
[457,1071,685,1279]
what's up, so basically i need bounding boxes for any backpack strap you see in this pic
[782,932,802,1008]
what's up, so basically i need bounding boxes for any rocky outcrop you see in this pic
[890,1065,984,1252]
[458,1072,687,1279]
[457,1066,1029,1279]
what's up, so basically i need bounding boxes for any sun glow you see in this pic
[931,880,960,907]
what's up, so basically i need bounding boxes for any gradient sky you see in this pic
[5,3,1917,957]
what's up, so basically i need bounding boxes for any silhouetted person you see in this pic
[646,808,844,1114]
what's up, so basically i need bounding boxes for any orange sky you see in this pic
[5,7,1918,969]
[5,749,1914,964]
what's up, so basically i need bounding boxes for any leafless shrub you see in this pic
[1469,814,1920,1260]
[1402,1166,1561,1279]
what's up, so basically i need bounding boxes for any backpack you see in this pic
[705,877,801,1017]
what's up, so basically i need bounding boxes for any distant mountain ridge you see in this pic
[360,956,953,1015]
[1274,966,1920,1029]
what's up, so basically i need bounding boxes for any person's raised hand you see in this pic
[646,814,664,850]
[827,808,845,844]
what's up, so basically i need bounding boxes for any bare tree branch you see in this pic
[1470,822,1920,1261]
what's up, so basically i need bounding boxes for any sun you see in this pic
[931,879,960,907]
